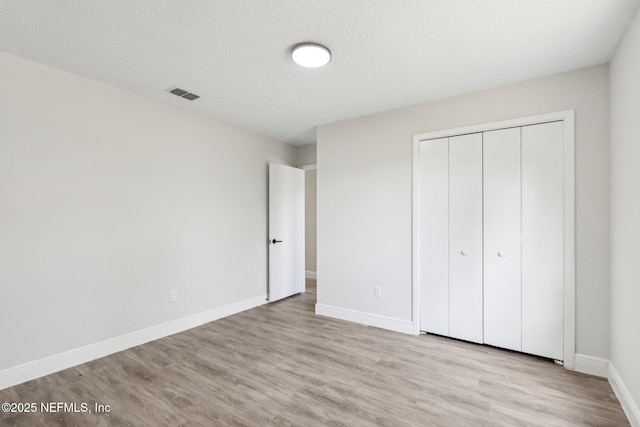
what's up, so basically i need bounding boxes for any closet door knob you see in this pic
[461,250,468,256]
[497,251,504,257]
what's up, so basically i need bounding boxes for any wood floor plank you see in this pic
[0,280,630,426]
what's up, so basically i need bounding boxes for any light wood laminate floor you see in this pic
[0,280,629,426]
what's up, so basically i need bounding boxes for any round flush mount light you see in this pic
[291,43,331,68]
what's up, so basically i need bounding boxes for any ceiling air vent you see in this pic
[166,86,200,101]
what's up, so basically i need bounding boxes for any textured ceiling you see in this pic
[1,1,638,145]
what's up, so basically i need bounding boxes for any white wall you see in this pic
[318,65,610,358]
[0,52,296,372]
[610,6,640,418]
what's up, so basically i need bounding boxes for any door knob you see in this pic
[497,251,504,257]
[271,239,283,244]
[461,250,468,256]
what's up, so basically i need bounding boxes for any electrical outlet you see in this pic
[169,290,176,303]
[374,286,382,298]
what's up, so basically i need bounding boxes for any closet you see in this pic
[417,119,565,361]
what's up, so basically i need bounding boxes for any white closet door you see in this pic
[449,133,483,343]
[483,128,522,351]
[521,121,564,360]
[419,138,449,335]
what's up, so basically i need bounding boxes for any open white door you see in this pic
[268,163,305,302]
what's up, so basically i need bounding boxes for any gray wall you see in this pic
[297,143,317,166]
[297,143,317,274]
[317,65,610,359]
[305,169,317,273]
[610,6,640,413]
[0,52,297,371]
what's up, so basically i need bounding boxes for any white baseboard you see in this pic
[574,354,609,377]
[305,270,317,279]
[609,363,640,427]
[315,303,413,334]
[0,294,267,391]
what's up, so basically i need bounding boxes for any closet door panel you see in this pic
[419,138,449,335]
[483,128,522,352]
[521,121,564,360]
[449,133,483,343]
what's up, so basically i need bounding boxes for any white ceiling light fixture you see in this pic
[291,43,331,68]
